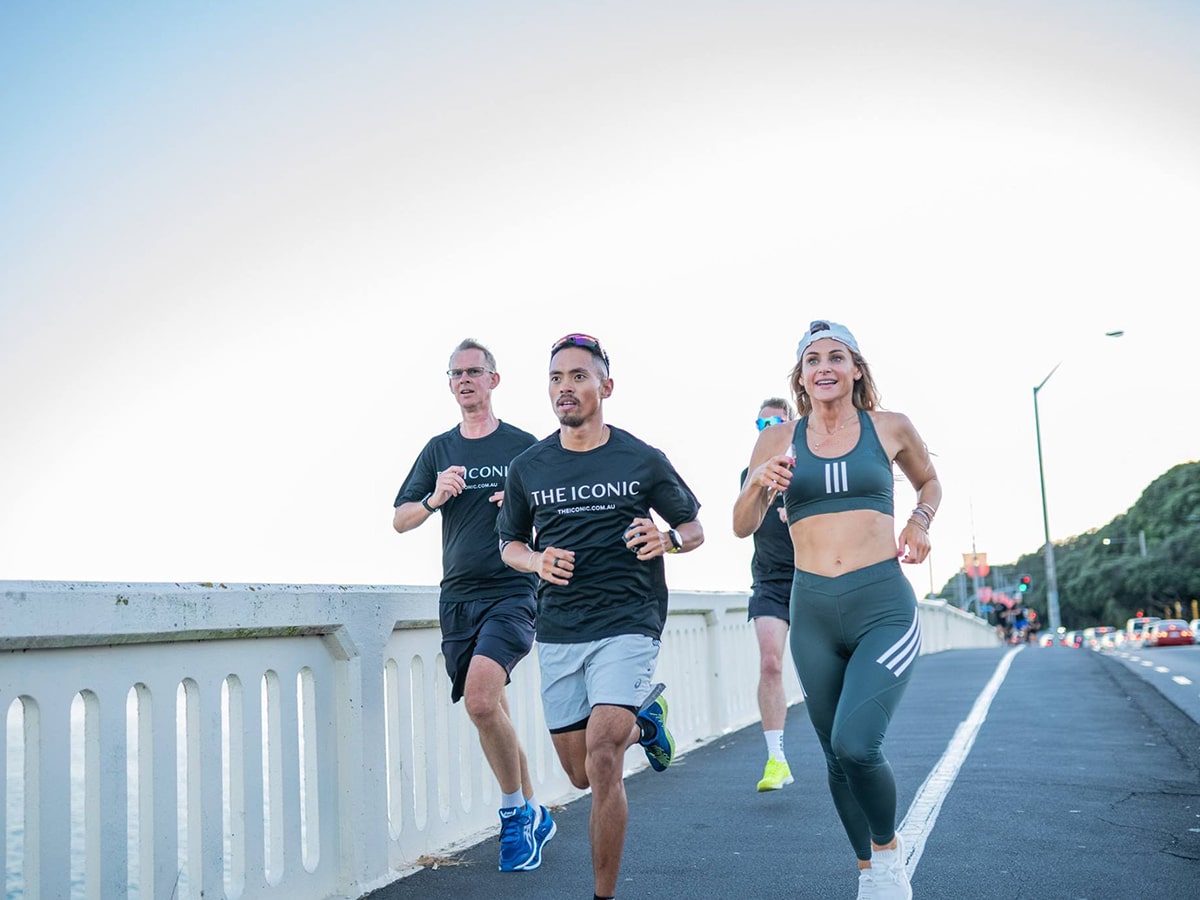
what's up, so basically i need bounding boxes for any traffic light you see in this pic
[1019,574,1031,593]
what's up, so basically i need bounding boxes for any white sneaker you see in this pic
[856,866,877,899]
[868,833,912,900]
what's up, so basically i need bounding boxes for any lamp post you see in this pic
[1032,331,1124,633]
[1033,366,1063,632]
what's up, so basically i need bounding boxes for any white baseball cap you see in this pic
[796,320,860,360]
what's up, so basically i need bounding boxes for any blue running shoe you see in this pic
[497,801,537,871]
[636,683,675,772]
[516,804,557,871]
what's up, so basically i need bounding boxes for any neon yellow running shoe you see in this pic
[756,758,794,792]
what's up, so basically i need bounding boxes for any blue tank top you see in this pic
[784,409,894,524]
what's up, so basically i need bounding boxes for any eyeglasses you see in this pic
[550,333,610,370]
[446,366,491,379]
[756,416,785,431]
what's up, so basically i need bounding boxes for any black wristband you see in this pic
[420,493,437,513]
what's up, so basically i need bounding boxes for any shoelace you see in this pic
[500,811,533,850]
[873,864,908,887]
[856,868,876,900]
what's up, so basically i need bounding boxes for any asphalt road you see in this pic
[362,645,1200,899]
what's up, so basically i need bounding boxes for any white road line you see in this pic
[1155,666,1170,674]
[898,645,1023,876]
[1172,676,1192,686]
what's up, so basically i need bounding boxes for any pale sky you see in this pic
[2,1,1197,603]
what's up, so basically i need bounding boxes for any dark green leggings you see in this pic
[789,558,920,861]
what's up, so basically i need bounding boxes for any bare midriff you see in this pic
[789,509,896,577]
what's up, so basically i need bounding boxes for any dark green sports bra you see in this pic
[784,409,894,523]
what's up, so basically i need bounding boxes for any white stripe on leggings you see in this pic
[876,609,922,676]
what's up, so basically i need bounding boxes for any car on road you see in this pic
[1038,632,1056,648]
[1061,631,1084,648]
[1144,619,1194,647]
[1083,625,1118,650]
[1191,619,1200,645]
[1125,616,1161,646]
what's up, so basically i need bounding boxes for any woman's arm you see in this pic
[733,423,796,538]
[886,411,942,565]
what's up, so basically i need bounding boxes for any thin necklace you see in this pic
[807,412,858,451]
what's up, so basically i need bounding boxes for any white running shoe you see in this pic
[856,866,877,899]
[867,833,912,900]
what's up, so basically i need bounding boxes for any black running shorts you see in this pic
[439,593,536,703]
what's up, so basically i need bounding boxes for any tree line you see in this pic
[937,460,1200,629]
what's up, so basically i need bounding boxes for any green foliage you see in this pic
[938,461,1200,628]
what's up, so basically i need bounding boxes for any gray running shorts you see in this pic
[537,634,660,731]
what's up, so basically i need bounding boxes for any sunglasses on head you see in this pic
[550,333,611,370]
[756,415,785,431]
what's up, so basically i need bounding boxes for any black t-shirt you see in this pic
[740,466,795,583]
[394,421,538,602]
[498,426,701,643]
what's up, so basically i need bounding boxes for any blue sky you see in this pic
[2,1,1198,601]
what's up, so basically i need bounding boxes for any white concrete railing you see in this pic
[0,581,997,900]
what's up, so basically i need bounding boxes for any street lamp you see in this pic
[1033,367,1062,631]
[1032,331,1124,633]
